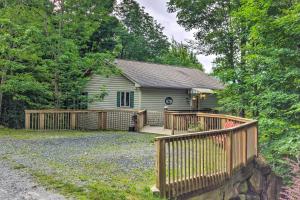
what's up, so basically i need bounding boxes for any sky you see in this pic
[135,0,215,72]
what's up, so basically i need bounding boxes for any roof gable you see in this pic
[115,59,224,90]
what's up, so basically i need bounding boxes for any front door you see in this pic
[191,95,198,110]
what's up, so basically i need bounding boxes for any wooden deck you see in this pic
[25,109,258,199]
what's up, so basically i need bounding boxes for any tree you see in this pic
[155,39,203,70]
[168,0,249,116]
[0,3,52,127]
[0,0,120,127]
[116,0,170,61]
[234,1,300,175]
[169,0,300,177]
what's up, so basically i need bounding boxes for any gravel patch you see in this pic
[0,159,65,200]
[0,131,156,198]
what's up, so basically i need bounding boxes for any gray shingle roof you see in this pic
[115,59,224,90]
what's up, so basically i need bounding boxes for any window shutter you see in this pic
[130,91,134,108]
[117,92,120,107]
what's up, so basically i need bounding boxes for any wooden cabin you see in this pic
[85,59,224,125]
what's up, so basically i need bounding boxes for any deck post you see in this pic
[221,118,225,129]
[171,114,175,135]
[39,113,45,130]
[136,112,141,132]
[98,112,102,130]
[103,112,107,130]
[25,111,30,129]
[226,131,233,176]
[164,107,168,129]
[244,129,248,164]
[254,122,258,156]
[70,112,76,130]
[156,139,166,198]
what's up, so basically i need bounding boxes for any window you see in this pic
[117,91,134,108]
[120,92,130,107]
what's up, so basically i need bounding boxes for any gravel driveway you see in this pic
[0,130,157,199]
[0,159,65,200]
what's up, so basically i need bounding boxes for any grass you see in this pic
[0,128,110,140]
[0,128,161,200]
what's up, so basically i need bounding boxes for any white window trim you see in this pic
[119,91,131,108]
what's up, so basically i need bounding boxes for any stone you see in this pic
[266,173,282,200]
[249,169,264,194]
[238,194,260,200]
[237,182,249,194]
[238,194,246,200]
[229,196,241,200]
[151,185,160,197]
[188,189,225,200]
[255,157,271,176]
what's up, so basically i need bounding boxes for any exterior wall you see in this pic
[140,88,191,111]
[198,94,218,110]
[84,75,141,109]
[85,75,219,112]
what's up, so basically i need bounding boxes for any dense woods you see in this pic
[0,0,299,181]
[168,0,300,177]
[0,0,200,128]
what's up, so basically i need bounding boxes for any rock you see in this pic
[238,194,246,200]
[237,182,249,194]
[255,157,271,176]
[238,194,260,200]
[151,185,160,197]
[249,169,264,194]
[266,173,282,200]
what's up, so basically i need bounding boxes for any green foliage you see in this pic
[154,39,203,70]
[0,0,119,127]
[188,121,204,132]
[1,0,191,128]
[116,0,170,61]
[169,0,300,179]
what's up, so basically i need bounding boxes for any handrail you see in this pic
[155,113,258,199]
[25,108,144,113]
[25,109,147,131]
[156,120,257,140]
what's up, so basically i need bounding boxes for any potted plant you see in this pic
[188,122,204,133]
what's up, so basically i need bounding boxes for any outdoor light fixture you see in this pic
[199,93,208,100]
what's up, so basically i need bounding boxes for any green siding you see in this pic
[84,75,140,109]
[140,88,191,111]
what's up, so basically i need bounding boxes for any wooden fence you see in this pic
[25,109,147,132]
[156,113,258,199]
[164,111,248,135]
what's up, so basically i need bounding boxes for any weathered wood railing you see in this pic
[156,113,258,199]
[164,111,248,135]
[25,109,147,131]
[136,110,147,132]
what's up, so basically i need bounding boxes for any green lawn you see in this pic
[0,128,161,200]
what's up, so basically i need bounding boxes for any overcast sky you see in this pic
[135,0,215,72]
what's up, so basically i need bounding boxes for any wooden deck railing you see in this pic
[164,111,247,135]
[156,113,258,198]
[136,110,147,132]
[25,109,147,131]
